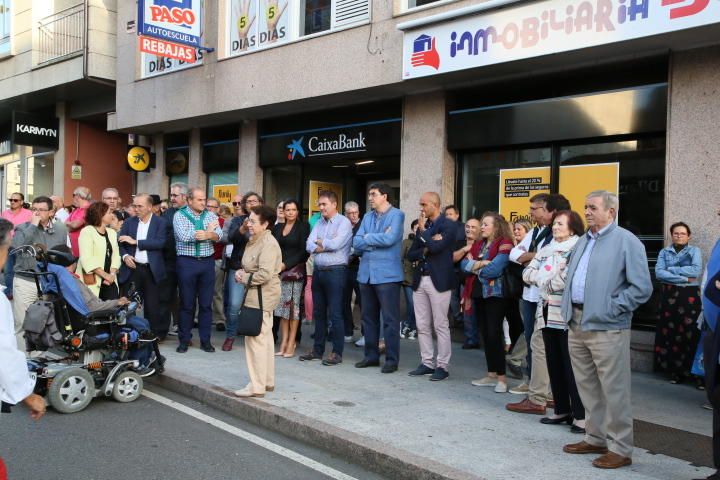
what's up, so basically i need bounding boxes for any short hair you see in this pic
[546,194,571,213]
[552,210,586,237]
[32,196,53,211]
[670,221,692,236]
[241,191,264,213]
[318,190,338,204]
[444,204,459,215]
[423,192,441,207]
[529,193,550,205]
[101,188,119,199]
[134,193,153,206]
[73,186,91,200]
[368,183,392,198]
[283,199,300,212]
[410,219,419,229]
[170,183,188,195]
[219,205,232,217]
[276,200,285,209]
[10,192,24,201]
[0,218,13,248]
[250,205,276,226]
[344,201,359,211]
[206,196,220,206]
[85,201,110,227]
[187,187,206,200]
[586,190,619,212]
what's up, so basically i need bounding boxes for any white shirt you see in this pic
[54,208,70,224]
[134,215,152,264]
[509,226,549,303]
[0,287,34,404]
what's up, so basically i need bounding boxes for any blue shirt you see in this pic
[353,206,405,284]
[173,207,223,258]
[306,212,352,268]
[655,244,702,286]
[570,223,612,304]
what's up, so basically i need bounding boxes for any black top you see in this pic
[272,221,310,272]
[227,215,250,271]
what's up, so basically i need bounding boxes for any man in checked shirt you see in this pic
[173,187,223,353]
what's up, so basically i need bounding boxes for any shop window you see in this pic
[207,171,239,206]
[263,165,302,212]
[26,153,54,202]
[3,160,20,209]
[0,0,10,58]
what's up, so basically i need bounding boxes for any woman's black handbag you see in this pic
[237,273,264,337]
[502,262,524,300]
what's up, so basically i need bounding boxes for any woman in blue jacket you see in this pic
[654,221,703,385]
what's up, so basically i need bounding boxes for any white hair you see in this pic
[586,190,619,212]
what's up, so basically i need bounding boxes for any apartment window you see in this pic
[407,0,443,7]
[0,0,10,57]
[301,0,331,35]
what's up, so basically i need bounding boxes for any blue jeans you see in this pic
[225,269,247,339]
[343,267,359,336]
[360,282,401,366]
[463,310,479,345]
[521,299,537,378]
[312,266,347,357]
[402,285,416,330]
[176,256,215,344]
[127,315,152,367]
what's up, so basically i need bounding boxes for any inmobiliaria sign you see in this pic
[402,0,719,79]
[138,0,202,63]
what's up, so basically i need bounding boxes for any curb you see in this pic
[148,368,485,480]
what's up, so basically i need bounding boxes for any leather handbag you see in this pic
[501,263,524,300]
[280,263,305,281]
[236,273,264,337]
[83,272,96,285]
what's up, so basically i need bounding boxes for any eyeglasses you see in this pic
[207,205,219,209]
[30,208,49,212]
[8,198,21,203]
[170,193,181,198]
[232,202,242,206]
[367,192,384,198]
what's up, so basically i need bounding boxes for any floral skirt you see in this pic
[654,283,701,378]
[274,279,303,320]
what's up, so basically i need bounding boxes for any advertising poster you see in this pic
[227,0,290,56]
[138,0,202,48]
[213,184,238,206]
[308,181,342,220]
[559,163,620,222]
[498,167,551,223]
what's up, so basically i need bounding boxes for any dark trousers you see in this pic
[130,264,165,337]
[343,267,359,336]
[475,296,507,375]
[360,282,401,366]
[703,328,720,470]
[176,256,215,344]
[543,328,585,420]
[506,298,524,349]
[312,266,347,357]
[158,268,179,330]
[521,299,538,377]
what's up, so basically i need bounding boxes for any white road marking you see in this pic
[142,389,359,480]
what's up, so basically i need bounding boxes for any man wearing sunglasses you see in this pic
[1,193,32,227]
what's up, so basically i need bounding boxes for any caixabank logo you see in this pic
[411,34,440,70]
[286,137,305,160]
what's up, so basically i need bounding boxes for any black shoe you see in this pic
[570,424,586,434]
[216,323,226,332]
[381,364,398,374]
[322,353,342,366]
[299,351,323,361]
[355,359,380,368]
[176,343,189,353]
[193,322,199,329]
[430,367,449,381]
[408,364,435,376]
[540,415,572,425]
[200,342,216,353]
[506,362,524,380]
[462,343,480,350]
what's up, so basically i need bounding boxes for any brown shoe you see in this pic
[221,338,234,351]
[563,441,609,455]
[506,398,546,415]
[592,452,632,469]
[265,386,275,392]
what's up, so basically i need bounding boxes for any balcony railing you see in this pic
[37,4,84,65]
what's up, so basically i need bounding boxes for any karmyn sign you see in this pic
[12,111,60,150]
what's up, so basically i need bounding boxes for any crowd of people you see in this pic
[2,181,720,479]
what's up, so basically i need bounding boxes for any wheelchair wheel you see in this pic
[47,368,95,414]
[112,371,143,403]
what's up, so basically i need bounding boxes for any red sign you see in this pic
[138,35,196,63]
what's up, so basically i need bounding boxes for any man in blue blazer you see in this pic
[118,193,168,339]
[406,191,456,381]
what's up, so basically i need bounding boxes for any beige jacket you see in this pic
[241,229,282,311]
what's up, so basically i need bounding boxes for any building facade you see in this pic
[113,0,720,369]
[0,0,132,207]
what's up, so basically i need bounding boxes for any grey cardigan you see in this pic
[561,223,653,331]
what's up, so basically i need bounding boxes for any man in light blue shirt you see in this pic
[353,183,405,373]
[300,190,352,366]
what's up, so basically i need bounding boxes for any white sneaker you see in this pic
[354,337,365,347]
[344,335,354,343]
[167,325,178,336]
[471,377,497,387]
[494,382,508,393]
[509,383,529,394]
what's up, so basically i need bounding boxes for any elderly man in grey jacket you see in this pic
[560,190,652,470]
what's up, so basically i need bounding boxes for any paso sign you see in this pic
[12,111,60,150]
[138,0,202,48]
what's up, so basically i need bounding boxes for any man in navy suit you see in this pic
[406,192,456,381]
[118,193,168,339]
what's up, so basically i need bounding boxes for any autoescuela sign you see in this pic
[138,0,202,48]
[403,0,720,79]
[11,111,60,150]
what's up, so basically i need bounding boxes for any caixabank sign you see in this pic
[11,111,60,150]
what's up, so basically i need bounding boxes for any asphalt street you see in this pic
[0,385,385,480]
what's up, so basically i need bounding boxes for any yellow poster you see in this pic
[308,181,343,220]
[559,163,619,219]
[213,184,238,206]
[498,167,551,223]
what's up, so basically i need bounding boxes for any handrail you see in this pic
[36,3,85,65]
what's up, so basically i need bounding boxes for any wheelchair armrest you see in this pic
[85,309,119,320]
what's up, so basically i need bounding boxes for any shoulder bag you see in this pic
[280,263,305,281]
[237,273,264,336]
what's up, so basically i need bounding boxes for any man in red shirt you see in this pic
[66,187,92,257]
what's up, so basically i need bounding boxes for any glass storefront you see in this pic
[0,146,54,210]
